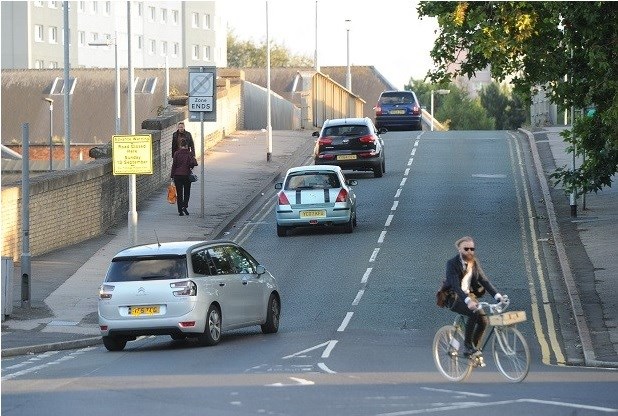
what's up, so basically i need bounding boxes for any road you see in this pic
[2,130,617,415]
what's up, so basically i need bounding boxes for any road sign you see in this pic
[188,66,216,122]
[112,135,153,175]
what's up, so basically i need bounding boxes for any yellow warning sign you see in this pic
[112,135,153,175]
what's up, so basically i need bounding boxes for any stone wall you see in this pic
[1,80,242,261]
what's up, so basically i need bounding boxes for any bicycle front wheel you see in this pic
[492,326,530,382]
[433,325,472,382]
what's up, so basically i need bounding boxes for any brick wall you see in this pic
[1,80,242,261]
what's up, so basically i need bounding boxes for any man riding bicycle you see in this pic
[443,236,506,356]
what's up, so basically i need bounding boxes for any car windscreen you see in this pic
[323,125,369,136]
[380,93,414,104]
[105,256,187,282]
[285,172,341,190]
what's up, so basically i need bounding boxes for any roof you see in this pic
[285,165,342,174]
[323,117,370,126]
[112,240,237,258]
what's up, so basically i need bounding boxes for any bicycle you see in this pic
[432,296,530,382]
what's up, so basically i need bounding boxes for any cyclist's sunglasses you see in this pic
[463,247,475,252]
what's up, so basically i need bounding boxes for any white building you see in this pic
[1,1,227,70]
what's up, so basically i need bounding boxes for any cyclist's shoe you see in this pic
[463,345,479,357]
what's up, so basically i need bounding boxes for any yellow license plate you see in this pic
[390,109,405,114]
[129,305,160,316]
[337,154,357,160]
[301,210,326,218]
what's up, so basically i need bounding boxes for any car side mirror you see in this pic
[347,179,358,186]
[256,264,266,275]
[275,183,282,189]
[312,131,320,137]
[378,128,388,134]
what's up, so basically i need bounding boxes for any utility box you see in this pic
[2,257,14,320]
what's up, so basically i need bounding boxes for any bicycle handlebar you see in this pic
[474,295,510,314]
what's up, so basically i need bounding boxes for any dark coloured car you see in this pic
[374,90,423,131]
[313,117,386,178]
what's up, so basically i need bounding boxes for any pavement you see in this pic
[1,126,616,368]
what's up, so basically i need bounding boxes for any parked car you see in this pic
[374,90,423,131]
[98,240,280,351]
[313,117,386,178]
[274,165,357,237]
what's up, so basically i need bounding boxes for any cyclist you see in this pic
[444,236,505,356]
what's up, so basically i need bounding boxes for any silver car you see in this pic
[98,240,280,351]
[274,165,357,237]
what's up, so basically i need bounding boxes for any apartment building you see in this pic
[1,1,227,70]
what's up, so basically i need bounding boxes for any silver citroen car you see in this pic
[98,240,280,351]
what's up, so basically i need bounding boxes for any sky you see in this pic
[221,0,440,89]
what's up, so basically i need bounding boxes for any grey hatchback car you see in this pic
[98,240,280,351]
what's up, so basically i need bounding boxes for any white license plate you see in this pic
[301,210,326,218]
[337,154,357,160]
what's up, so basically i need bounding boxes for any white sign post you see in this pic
[188,67,216,218]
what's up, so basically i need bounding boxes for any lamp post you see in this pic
[345,19,352,91]
[89,33,120,135]
[431,89,450,131]
[43,98,54,171]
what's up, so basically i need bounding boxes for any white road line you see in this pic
[317,362,336,374]
[420,387,490,397]
[369,248,380,262]
[321,340,338,358]
[385,214,394,227]
[352,289,365,306]
[399,177,407,187]
[361,268,372,284]
[337,312,353,331]
[395,188,402,198]
[378,231,387,244]
[411,148,417,156]
[414,139,420,147]
[407,158,413,166]
[404,168,410,176]
[391,201,399,210]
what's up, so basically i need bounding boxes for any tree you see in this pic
[227,31,313,68]
[479,83,508,129]
[417,1,618,194]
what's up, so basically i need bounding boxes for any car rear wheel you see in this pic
[342,216,354,233]
[276,224,289,237]
[198,304,221,346]
[261,293,280,334]
[102,335,127,352]
[373,165,383,178]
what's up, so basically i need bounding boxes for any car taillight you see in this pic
[412,105,420,114]
[375,105,383,115]
[171,280,197,296]
[317,154,336,160]
[99,284,114,300]
[278,191,290,205]
[359,134,375,144]
[358,151,378,158]
[335,189,349,202]
[318,136,333,145]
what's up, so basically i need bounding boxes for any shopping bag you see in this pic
[167,182,177,204]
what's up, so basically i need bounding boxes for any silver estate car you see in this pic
[274,165,357,237]
[98,240,280,351]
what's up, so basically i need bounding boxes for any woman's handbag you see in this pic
[189,171,198,182]
[167,181,177,204]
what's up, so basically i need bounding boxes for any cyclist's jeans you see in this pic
[451,296,488,348]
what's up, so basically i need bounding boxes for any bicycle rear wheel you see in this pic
[433,325,472,382]
[492,326,530,382]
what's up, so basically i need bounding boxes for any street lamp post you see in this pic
[431,89,450,131]
[89,33,120,135]
[43,98,54,171]
[345,19,352,91]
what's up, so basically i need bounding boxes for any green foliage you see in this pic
[479,82,527,130]
[417,1,618,193]
[227,31,313,68]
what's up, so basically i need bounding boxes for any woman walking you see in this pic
[171,138,198,216]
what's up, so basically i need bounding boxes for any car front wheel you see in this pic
[261,294,280,334]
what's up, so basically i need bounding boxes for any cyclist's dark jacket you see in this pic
[444,254,498,304]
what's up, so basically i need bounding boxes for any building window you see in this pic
[35,60,44,69]
[203,14,211,29]
[192,45,199,60]
[48,1,57,9]
[49,27,58,44]
[137,35,143,50]
[137,2,143,17]
[78,1,85,12]
[149,39,156,55]
[161,8,167,23]
[34,1,44,7]
[203,45,211,61]
[192,12,199,28]
[49,61,59,69]
[148,6,155,22]
[173,42,179,57]
[91,32,99,42]
[78,31,85,46]
[105,1,111,15]
[91,1,98,13]
[172,10,178,25]
[34,25,44,42]
[162,41,168,56]
[104,33,112,42]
